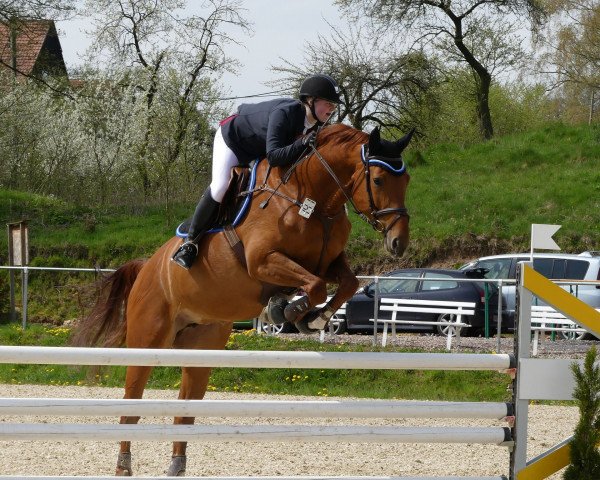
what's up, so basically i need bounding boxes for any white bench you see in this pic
[530,306,589,356]
[370,298,476,351]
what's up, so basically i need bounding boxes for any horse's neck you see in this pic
[304,148,357,216]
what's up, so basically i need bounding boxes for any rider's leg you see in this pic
[171,189,220,269]
[171,127,238,270]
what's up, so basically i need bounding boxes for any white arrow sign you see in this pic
[530,224,561,260]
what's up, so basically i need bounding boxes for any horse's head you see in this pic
[351,126,413,256]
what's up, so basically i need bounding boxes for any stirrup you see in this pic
[171,241,199,270]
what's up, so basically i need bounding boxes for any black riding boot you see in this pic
[171,189,220,270]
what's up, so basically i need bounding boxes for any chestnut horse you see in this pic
[74,123,412,476]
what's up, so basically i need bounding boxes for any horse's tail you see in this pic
[72,259,146,348]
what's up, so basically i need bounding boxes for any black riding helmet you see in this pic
[299,74,342,105]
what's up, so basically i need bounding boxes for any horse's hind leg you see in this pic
[167,321,233,477]
[116,365,155,476]
[116,303,173,476]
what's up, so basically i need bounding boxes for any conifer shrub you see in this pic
[564,346,600,479]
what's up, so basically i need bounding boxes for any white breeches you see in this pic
[210,127,240,202]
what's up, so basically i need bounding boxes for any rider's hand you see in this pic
[302,131,317,147]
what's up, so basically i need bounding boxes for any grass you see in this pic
[0,324,511,402]
[404,123,600,252]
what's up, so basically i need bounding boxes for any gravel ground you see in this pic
[283,330,599,359]
[0,332,589,478]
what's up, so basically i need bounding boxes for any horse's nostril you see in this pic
[392,237,399,251]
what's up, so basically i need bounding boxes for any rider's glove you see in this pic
[301,131,317,147]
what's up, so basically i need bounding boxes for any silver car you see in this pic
[460,251,600,339]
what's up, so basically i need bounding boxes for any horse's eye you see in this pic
[373,177,383,186]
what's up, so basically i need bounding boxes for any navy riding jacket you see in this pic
[220,98,314,167]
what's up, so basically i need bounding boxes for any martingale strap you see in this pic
[222,225,287,305]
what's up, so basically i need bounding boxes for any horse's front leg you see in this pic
[301,251,359,331]
[248,250,328,325]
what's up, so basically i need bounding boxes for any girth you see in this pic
[222,225,293,306]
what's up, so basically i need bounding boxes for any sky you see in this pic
[56,1,345,102]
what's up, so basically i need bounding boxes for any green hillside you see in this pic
[401,122,600,266]
[1,122,599,323]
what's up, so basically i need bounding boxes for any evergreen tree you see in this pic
[564,346,600,479]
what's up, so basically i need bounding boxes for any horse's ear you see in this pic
[395,127,415,153]
[368,126,381,152]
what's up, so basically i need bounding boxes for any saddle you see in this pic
[176,162,258,237]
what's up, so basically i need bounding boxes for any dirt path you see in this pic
[0,384,577,478]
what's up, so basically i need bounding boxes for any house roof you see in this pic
[0,19,67,78]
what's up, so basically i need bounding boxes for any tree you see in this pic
[271,22,438,133]
[336,0,547,139]
[0,0,74,21]
[82,0,249,200]
[539,0,600,123]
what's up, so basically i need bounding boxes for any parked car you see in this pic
[459,252,600,339]
[337,268,504,336]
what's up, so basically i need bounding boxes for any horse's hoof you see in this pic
[266,296,288,325]
[284,296,310,322]
[294,310,324,334]
[167,455,187,476]
[115,452,132,476]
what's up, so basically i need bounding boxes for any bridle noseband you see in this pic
[310,144,410,235]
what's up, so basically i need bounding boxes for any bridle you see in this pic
[310,143,410,235]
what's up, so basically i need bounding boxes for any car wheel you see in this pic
[435,313,472,337]
[558,328,594,341]
[258,321,296,334]
[330,314,347,334]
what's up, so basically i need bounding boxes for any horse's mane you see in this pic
[317,123,368,149]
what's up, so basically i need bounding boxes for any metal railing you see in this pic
[1,265,115,329]
[3,265,598,355]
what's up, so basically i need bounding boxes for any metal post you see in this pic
[496,279,503,353]
[21,267,28,329]
[484,283,490,338]
[8,269,16,323]
[510,261,532,479]
[372,277,379,347]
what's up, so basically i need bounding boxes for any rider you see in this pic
[171,74,342,270]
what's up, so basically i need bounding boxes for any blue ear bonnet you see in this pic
[361,144,407,176]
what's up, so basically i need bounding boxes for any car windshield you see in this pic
[472,259,512,279]
[377,271,420,294]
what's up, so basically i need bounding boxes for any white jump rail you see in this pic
[0,423,512,444]
[530,305,594,356]
[370,298,476,350]
[0,346,513,370]
[0,398,512,419]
